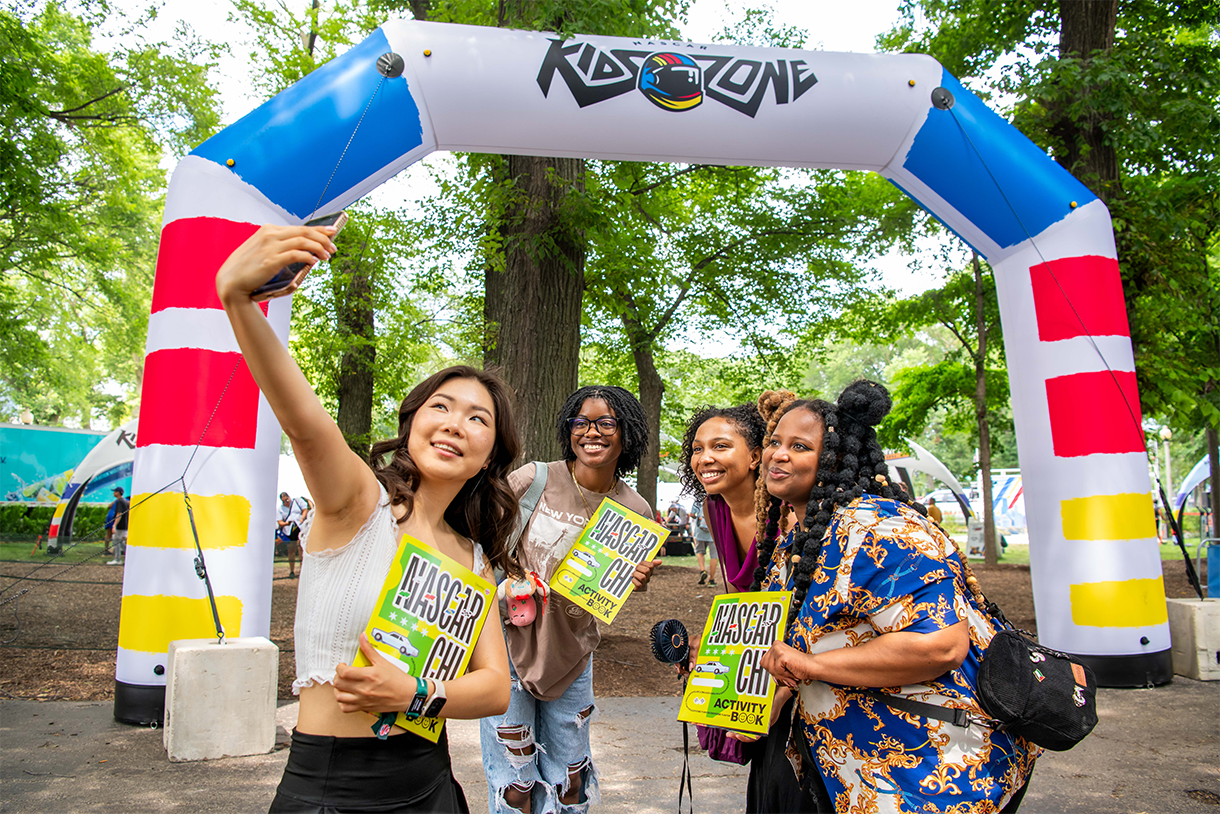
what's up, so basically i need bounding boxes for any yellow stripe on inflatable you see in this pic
[1069,578,1168,627]
[1060,492,1156,541]
[52,503,66,520]
[118,594,244,652]
[128,492,251,549]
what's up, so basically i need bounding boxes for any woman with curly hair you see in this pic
[216,225,518,812]
[680,402,816,812]
[679,404,766,592]
[481,385,660,814]
[755,381,1037,813]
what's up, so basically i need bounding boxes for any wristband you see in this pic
[404,675,428,721]
[423,679,447,719]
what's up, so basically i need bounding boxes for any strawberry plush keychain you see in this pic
[498,571,549,626]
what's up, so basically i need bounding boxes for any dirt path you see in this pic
[0,557,1205,701]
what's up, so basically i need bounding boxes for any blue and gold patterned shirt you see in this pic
[764,497,1038,813]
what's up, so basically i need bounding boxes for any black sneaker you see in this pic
[698,571,707,585]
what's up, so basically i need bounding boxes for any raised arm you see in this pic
[215,225,377,521]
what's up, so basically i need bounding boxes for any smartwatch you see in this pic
[423,679,447,719]
[404,675,428,721]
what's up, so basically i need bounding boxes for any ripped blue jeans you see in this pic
[479,657,598,814]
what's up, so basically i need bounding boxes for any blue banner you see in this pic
[0,425,132,505]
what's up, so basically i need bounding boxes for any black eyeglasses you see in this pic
[568,417,619,436]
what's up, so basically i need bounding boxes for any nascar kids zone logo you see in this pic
[537,38,817,118]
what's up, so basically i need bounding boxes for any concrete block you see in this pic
[163,636,279,762]
[1166,598,1220,681]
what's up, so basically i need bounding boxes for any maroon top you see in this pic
[706,494,758,592]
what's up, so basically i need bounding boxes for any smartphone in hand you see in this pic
[251,211,349,299]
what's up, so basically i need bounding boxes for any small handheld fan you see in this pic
[650,618,694,813]
[650,619,690,671]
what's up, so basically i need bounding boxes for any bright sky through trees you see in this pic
[109,0,949,298]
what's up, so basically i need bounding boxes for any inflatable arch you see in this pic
[117,20,1168,722]
[46,418,137,553]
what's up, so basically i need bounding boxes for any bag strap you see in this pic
[677,720,694,814]
[507,462,548,560]
[858,689,974,729]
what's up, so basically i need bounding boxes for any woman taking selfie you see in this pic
[755,381,1037,813]
[216,224,516,812]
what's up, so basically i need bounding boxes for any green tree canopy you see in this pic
[0,1,221,426]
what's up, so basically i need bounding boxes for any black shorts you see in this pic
[269,728,469,813]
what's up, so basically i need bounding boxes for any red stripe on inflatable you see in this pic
[137,349,260,449]
[1045,371,1144,457]
[1029,256,1129,342]
[151,218,259,313]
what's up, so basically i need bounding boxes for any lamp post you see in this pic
[19,408,33,425]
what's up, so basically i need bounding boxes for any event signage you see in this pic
[548,498,668,624]
[118,17,1166,727]
[1,425,129,505]
[354,535,494,742]
[537,37,817,117]
[679,591,791,735]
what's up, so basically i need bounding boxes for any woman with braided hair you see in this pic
[755,380,1037,813]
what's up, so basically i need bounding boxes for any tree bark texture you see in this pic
[627,320,663,512]
[972,253,998,565]
[484,155,586,465]
[334,251,375,458]
[1052,0,1121,203]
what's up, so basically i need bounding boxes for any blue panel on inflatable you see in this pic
[192,30,423,219]
[903,71,1097,249]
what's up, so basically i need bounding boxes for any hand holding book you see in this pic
[334,633,426,716]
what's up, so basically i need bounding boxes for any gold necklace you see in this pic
[569,462,618,519]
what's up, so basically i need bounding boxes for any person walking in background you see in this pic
[689,499,717,586]
[926,495,943,525]
[106,487,129,565]
[277,491,309,578]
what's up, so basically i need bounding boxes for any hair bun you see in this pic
[836,379,891,427]
[757,389,797,423]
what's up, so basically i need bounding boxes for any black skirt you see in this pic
[269,727,469,814]
[746,697,832,814]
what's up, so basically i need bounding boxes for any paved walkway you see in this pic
[1,680,1216,813]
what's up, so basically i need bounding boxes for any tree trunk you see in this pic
[484,155,586,464]
[626,320,663,512]
[1209,427,1220,540]
[1052,0,1121,203]
[973,253,998,565]
[334,246,375,458]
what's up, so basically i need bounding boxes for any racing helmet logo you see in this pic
[638,53,703,112]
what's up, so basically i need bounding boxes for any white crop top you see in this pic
[292,483,486,693]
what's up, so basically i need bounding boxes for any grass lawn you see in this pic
[0,539,114,564]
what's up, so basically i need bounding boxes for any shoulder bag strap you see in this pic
[858,689,972,728]
[507,461,548,560]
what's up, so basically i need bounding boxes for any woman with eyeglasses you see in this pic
[480,385,660,814]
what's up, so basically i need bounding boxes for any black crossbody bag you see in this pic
[862,600,1098,751]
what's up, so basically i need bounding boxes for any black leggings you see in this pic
[269,728,469,813]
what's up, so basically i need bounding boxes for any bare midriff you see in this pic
[294,683,406,738]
